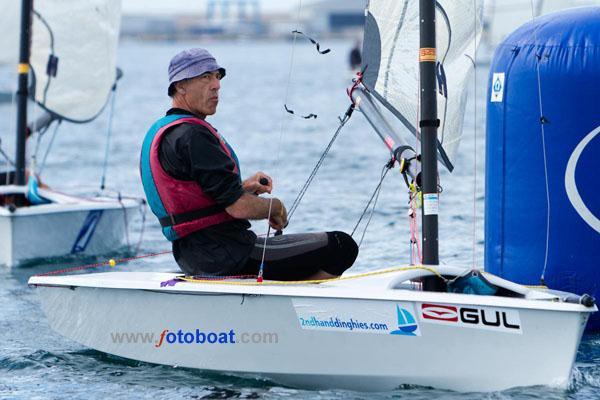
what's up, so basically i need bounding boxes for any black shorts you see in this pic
[238,231,358,281]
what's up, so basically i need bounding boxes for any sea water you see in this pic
[0,39,599,399]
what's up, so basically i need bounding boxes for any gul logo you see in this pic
[390,305,419,336]
[420,303,522,334]
[422,303,458,321]
[459,308,520,330]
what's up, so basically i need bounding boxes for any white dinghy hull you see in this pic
[0,186,140,267]
[29,268,594,392]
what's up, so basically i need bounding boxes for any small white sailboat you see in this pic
[0,0,142,267]
[29,266,594,392]
[29,0,596,392]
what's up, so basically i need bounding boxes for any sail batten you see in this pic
[363,0,482,172]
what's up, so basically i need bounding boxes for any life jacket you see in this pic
[140,114,240,241]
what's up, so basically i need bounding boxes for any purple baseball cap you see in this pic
[168,48,226,90]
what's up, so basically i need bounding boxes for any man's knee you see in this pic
[324,231,358,276]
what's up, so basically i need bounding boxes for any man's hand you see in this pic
[243,171,272,195]
[269,199,288,231]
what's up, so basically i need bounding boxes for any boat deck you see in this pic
[28,267,592,312]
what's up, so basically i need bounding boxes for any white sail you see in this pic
[30,0,122,122]
[362,0,482,171]
[0,0,20,66]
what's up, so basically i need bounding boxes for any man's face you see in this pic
[180,70,222,117]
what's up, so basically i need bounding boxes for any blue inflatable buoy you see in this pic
[485,7,600,330]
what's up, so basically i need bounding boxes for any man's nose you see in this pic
[211,76,220,90]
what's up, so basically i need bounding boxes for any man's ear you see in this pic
[176,81,186,95]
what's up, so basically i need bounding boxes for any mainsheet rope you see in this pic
[32,250,173,277]
[257,1,337,281]
[257,0,305,282]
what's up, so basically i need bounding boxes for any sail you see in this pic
[0,0,20,66]
[362,0,482,172]
[30,0,122,122]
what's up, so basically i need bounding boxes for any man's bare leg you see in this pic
[306,270,338,281]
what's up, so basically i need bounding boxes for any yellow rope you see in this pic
[179,265,444,286]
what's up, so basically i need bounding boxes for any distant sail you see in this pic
[362,0,482,172]
[484,0,600,47]
[30,0,122,122]
[0,0,20,66]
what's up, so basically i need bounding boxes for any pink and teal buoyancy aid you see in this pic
[140,114,241,241]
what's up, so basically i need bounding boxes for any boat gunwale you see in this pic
[29,271,597,313]
[0,185,141,216]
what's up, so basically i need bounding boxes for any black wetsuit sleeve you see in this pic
[159,124,244,208]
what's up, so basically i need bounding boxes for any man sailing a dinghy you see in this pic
[141,48,358,281]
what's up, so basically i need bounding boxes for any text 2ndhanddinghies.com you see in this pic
[109,329,278,347]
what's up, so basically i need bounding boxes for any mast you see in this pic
[15,0,32,187]
[419,0,443,290]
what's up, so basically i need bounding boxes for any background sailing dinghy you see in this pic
[0,0,143,267]
[29,0,596,392]
[0,0,19,103]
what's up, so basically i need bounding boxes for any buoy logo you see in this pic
[490,72,505,103]
[390,305,419,336]
[565,125,600,234]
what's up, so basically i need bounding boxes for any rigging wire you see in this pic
[37,119,61,176]
[351,161,392,248]
[257,0,304,282]
[30,114,56,176]
[285,68,365,225]
[100,85,118,191]
[28,88,39,177]
[133,200,148,255]
[529,0,552,285]
[286,104,354,223]
[472,0,479,270]
[1,84,18,184]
